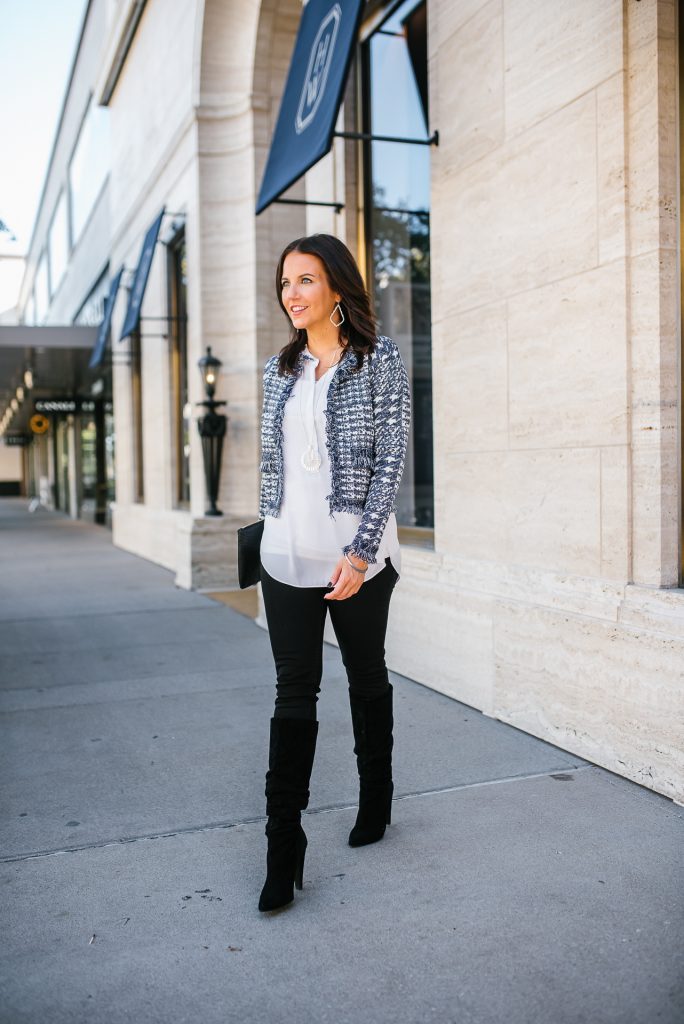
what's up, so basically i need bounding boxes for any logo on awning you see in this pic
[296,4,341,134]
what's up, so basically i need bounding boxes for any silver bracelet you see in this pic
[344,550,368,573]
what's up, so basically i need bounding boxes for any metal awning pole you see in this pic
[272,199,344,212]
[334,129,439,146]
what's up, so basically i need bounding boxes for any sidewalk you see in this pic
[1,497,682,1024]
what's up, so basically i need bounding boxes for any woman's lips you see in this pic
[291,307,308,316]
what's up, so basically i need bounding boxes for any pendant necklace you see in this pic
[300,346,343,473]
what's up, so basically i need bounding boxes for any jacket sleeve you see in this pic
[258,355,278,519]
[342,338,411,565]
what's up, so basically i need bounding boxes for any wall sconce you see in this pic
[196,346,228,517]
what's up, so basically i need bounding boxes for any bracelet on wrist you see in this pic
[344,551,368,573]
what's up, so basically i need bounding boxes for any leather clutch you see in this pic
[237,519,264,589]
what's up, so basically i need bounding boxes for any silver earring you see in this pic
[330,302,345,327]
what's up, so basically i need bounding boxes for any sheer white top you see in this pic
[260,345,401,588]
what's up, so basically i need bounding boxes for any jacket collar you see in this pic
[295,343,357,378]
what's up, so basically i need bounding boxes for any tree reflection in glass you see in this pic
[364,0,434,529]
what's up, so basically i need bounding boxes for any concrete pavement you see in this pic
[1,498,682,1024]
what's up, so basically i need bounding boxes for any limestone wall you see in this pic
[377,0,683,803]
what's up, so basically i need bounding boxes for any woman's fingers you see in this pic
[324,565,364,600]
[325,557,347,599]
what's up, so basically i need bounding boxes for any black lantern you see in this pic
[197,346,228,516]
[198,346,221,398]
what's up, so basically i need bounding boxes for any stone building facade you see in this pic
[17,0,684,804]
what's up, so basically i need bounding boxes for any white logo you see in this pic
[295,4,341,134]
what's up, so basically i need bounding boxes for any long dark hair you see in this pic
[274,234,378,375]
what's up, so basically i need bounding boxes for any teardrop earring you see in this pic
[330,302,345,327]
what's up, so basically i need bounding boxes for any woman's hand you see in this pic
[324,554,369,600]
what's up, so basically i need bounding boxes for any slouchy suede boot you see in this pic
[258,716,319,912]
[348,684,394,847]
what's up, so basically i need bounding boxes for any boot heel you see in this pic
[386,800,392,825]
[294,830,307,891]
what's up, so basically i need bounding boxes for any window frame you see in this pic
[356,0,435,543]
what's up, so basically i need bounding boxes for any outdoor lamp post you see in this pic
[197,346,227,516]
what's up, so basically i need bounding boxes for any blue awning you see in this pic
[89,267,123,369]
[255,0,364,215]
[119,208,165,340]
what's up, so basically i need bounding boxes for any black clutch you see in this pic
[237,519,264,589]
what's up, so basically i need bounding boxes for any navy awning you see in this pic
[119,208,165,340]
[89,267,123,369]
[255,0,364,215]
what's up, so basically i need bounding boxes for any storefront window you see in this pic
[131,329,144,502]
[69,96,110,244]
[80,411,98,518]
[48,191,69,296]
[56,418,70,515]
[105,405,115,519]
[168,232,190,507]
[361,0,433,530]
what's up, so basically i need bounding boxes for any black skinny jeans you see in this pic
[259,556,400,720]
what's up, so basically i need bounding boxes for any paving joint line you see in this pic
[0,604,222,627]
[1,764,595,865]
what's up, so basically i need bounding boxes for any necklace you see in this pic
[300,345,344,473]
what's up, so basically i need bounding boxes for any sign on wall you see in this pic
[255,0,364,215]
[30,414,49,435]
[33,399,103,414]
[34,399,78,414]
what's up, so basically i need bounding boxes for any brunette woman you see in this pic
[257,233,411,912]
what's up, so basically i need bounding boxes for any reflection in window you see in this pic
[362,0,433,529]
[69,97,110,243]
[48,191,69,296]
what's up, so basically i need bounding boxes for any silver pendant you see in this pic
[301,445,322,472]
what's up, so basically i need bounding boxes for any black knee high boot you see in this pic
[348,684,394,847]
[258,716,319,912]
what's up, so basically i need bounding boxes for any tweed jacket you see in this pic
[259,334,411,565]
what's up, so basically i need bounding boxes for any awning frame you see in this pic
[270,129,438,212]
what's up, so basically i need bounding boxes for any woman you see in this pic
[257,233,411,913]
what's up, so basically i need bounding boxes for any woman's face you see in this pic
[280,251,341,336]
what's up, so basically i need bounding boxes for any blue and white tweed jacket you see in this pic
[259,334,411,565]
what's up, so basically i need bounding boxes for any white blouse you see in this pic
[260,345,401,588]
